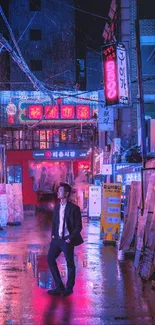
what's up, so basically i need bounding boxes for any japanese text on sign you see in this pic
[116,47,129,104]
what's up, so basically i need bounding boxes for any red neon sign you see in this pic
[8,115,14,124]
[45,151,52,158]
[28,105,43,120]
[105,60,117,101]
[103,44,118,105]
[60,105,75,119]
[44,105,59,119]
[76,105,90,119]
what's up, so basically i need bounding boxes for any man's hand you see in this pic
[65,238,71,244]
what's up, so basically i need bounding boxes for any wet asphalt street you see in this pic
[0,213,155,325]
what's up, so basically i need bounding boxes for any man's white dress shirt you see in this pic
[59,203,69,237]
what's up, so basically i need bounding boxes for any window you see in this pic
[29,0,41,11]
[30,29,42,41]
[40,130,46,149]
[6,130,12,150]
[141,36,155,76]
[33,130,40,149]
[47,130,53,149]
[141,45,155,75]
[13,130,20,149]
[76,58,86,90]
[20,130,32,149]
[7,165,22,184]
[30,60,42,71]
[5,128,92,150]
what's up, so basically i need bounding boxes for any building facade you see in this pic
[0,90,99,208]
[1,0,76,91]
[0,1,105,207]
[101,0,155,159]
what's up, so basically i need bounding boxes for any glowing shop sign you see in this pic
[103,44,118,106]
[33,150,88,159]
[102,43,129,106]
[18,101,92,124]
[116,46,129,104]
[44,105,59,119]
[60,105,75,119]
[105,61,117,101]
[76,105,90,119]
[28,105,43,120]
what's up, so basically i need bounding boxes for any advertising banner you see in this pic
[102,43,129,107]
[98,89,114,132]
[88,186,102,217]
[6,183,24,223]
[102,164,112,175]
[134,173,155,268]
[102,44,118,106]
[119,181,141,251]
[116,45,129,104]
[100,183,122,242]
[0,184,8,227]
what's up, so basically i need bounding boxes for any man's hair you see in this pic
[60,182,72,197]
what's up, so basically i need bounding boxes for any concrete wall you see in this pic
[119,0,138,149]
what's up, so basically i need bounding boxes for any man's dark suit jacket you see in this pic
[52,201,84,246]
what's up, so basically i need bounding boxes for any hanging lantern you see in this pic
[6,101,17,124]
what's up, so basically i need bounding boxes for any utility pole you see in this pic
[90,127,95,184]
[135,2,147,168]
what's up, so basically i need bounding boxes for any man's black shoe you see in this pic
[62,288,73,296]
[47,287,65,295]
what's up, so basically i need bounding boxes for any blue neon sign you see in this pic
[33,149,88,159]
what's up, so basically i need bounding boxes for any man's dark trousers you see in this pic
[47,238,75,290]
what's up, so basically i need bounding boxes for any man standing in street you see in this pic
[47,182,83,296]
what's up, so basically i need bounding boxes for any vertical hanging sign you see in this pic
[116,45,129,104]
[100,183,122,243]
[102,43,129,106]
[98,90,114,131]
[102,44,118,106]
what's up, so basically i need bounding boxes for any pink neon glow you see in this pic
[61,105,75,119]
[45,151,52,158]
[44,105,59,119]
[105,60,117,101]
[76,105,90,119]
[28,105,43,120]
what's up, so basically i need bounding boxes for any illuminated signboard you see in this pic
[102,43,129,106]
[18,101,92,124]
[116,46,129,104]
[33,149,88,159]
[60,105,75,119]
[76,105,90,119]
[44,105,59,119]
[103,44,118,106]
[28,104,43,119]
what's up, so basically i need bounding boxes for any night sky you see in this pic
[138,0,155,19]
[75,0,111,54]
